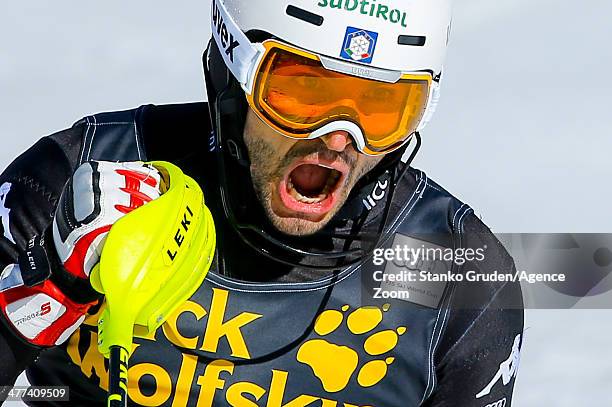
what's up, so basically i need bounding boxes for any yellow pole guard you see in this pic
[91,161,216,358]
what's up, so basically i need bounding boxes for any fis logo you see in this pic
[211,0,240,63]
[340,26,379,64]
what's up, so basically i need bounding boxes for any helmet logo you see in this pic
[340,27,379,64]
[318,1,408,28]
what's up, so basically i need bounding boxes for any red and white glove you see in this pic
[0,161,162,347]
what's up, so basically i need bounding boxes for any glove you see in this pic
[0,161,162,347]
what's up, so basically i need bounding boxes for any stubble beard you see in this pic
[244,135,379,236]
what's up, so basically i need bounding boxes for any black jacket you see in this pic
[0,103,523,406]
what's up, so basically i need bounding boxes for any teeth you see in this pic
[287,180,328,204]
[286,170,342,205]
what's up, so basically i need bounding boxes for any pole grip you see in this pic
[108,346,129,407]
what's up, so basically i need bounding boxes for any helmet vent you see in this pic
[398,35,427,47]
[286,5,324,27]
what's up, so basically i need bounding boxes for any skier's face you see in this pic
[244,108,383,236]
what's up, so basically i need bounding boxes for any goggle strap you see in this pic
[210,0,261,91]
[417,74,442,131]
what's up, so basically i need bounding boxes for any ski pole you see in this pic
[108,346,129,407]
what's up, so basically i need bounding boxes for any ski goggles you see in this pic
[244,40,432,156]
[210,0,432,156]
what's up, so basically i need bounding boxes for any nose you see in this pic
[321,131,352,152]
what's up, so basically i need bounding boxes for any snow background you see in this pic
[1,0,611,405]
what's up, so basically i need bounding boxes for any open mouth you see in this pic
[278,157,347,216]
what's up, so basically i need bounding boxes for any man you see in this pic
[0,0,524,406]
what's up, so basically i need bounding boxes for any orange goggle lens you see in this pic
[247,41,431,155]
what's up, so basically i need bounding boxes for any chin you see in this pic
[267,211,335,236]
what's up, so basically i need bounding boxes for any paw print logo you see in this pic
[297,304,406,393]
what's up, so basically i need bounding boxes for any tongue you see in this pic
[290,164,331,196]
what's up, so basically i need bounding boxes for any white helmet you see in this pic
[209,0,452,133]
[203,0,453,268]
[218,0,451,74]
